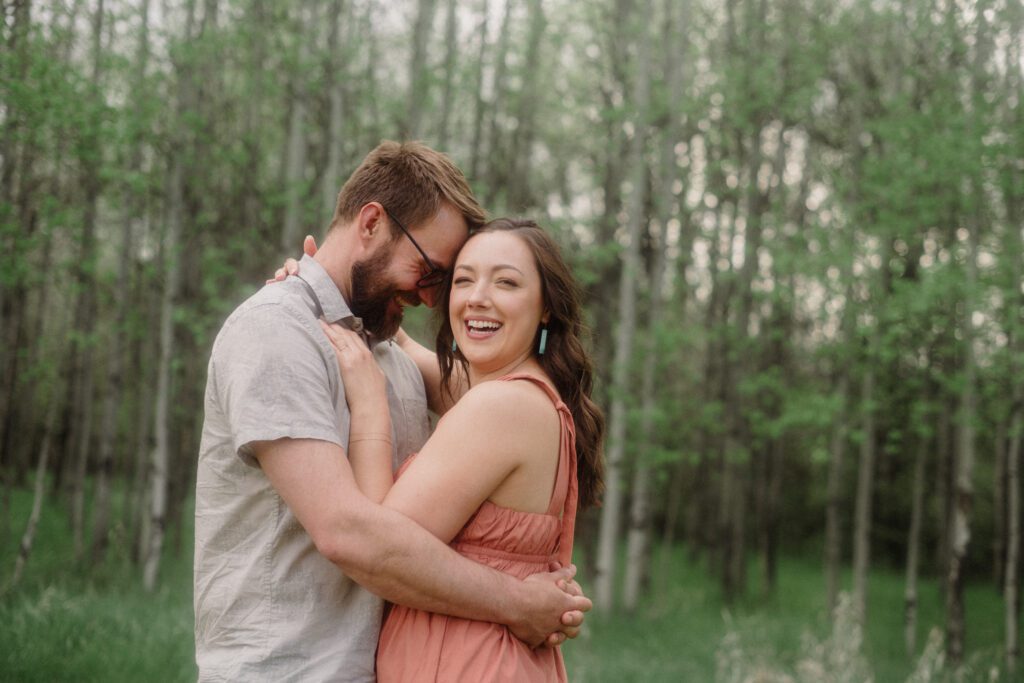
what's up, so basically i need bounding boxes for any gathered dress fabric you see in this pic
[376,374,579,683]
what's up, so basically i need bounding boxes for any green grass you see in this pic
[564,547,1011,682]
[0,486,1013,682]
[0,486,196,683]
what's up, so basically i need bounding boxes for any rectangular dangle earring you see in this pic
[538,327,548,355]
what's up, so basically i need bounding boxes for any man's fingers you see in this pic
[550,564,577,583]
[561,609,584,627]
[570,594,592,613]
[544,632,567,648]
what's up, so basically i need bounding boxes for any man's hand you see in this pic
[267,234,318,283]
[509,565,592,649]
[542,568,587,648]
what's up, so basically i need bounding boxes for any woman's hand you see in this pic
[319,320,393,502]
[319,321,389,415]
[267,235,318,283]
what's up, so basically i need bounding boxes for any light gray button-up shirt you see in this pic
[194,255,429,682]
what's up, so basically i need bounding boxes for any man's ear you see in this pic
[355,203,386,244]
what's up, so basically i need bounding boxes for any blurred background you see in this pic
[1,0,1021,680]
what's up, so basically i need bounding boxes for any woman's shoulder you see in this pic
[443,375,559,435]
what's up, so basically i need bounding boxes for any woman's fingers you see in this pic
[318,321,373,362]
[320,320,354,350]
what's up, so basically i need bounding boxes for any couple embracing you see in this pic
[194,141,604,682]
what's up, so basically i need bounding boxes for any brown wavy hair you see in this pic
[435,218,605,509]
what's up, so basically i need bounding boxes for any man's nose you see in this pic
[418,284,441,308]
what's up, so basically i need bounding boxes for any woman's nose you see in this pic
[467,282,489,306]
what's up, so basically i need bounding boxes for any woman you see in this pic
[308,218,604,681]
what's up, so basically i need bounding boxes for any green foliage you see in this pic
[0,0,1021,660]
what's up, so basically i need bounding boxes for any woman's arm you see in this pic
[382,380,558,543]
[320,321,393,502]
[394,328,468,415]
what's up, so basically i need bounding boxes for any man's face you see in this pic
[349,203,469,340]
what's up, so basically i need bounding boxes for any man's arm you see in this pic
[254,437,589,646]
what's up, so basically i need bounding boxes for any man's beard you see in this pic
[349,243,404,340]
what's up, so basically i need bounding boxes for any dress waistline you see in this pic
[452,541,558,566]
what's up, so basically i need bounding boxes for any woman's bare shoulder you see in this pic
[440,376,559,444]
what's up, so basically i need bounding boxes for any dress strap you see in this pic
[498,373,578,567]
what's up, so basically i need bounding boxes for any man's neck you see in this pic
[312,231,354,301]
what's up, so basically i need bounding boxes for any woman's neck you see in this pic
[467,353,542,386]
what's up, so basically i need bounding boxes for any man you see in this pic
[194,141,590,682]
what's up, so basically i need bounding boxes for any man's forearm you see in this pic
[320,495,523,624]
[256,437,573,645]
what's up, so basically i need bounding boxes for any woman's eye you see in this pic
[453,277,472,285]
[497,279,518,287]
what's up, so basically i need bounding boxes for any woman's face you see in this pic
[449,231,547,378]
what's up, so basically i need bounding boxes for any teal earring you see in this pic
[538,327,548,355]
[452,339,458,352]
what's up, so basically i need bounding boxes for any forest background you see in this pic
[1,0,1022,680]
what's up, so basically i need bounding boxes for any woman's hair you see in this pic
[434,218,605,509]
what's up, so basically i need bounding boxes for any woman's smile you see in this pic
[464,317,503,340]
[449,231,547,381]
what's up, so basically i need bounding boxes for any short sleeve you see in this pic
[210,303,346,466]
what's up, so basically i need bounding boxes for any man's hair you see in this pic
[331,141,486,235]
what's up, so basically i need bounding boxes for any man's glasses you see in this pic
[382,207,448,289]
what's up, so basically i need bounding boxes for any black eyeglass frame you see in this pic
[381,206,449,289]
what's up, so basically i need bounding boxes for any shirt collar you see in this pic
[295,254,368,336]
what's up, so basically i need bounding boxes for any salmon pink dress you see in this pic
[376,374,579,682]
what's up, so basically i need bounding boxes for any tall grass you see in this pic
[0,486,1012,682]
[0,485,196,683]
[564,545,1010,682]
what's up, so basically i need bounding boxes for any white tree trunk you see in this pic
[436,0,458,150]
[1002,29,1022,675]
[946,217,978,666]
[92,0,150,564]
[904,430,928,656]
[281,2,311,252]
[145,155,183,591]
[468,0,490,180]
[144,0,195,591]
[9,396,60,589]
[70,0,106,561]
[320,0,348,220]
[623,0,684,611]
[851,355,876,623]
[594,0,651,613]
[825,372,848,615]
[403,0,439,139]
[1005,406,1021,673]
